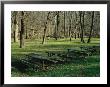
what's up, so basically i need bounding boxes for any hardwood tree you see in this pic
[80,11,85,43]
[74,11,77,39]
[87,11,94,43]
[11,11,100,45]
[20,11,25,48]
[13,11,18,42]
[63,11,66,37]
[69,12,72,41]
[42,12,50,44]
[54,11,59,40]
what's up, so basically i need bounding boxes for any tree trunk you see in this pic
[69,24,72,41]
[80,12,85,43]
[42,24,47,44]
[54,11,59,40]
[20,11,25,48]
[13,12,18,42]
[87,11,94,43]
[74,12,77,39]
[31,29,34,38]
[54,15,57,40]
[25,26,28,39]
[42,12,50,44]
[75,33,76,39]
[48,21,51,36]
[69,12,72,41]
[78,33,80,38]
[64,11,66,37]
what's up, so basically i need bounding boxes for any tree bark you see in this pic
[69,12,72,41]
[42,23,47,44]
[77,32,80,38]
[54,15,57,40]
[87,11,94,43]
[20,11,25,48]
[25,26,28,39]
[54,11,59,40]
[80,11,85,43]
[13,11,18,42]
[64,11,66,37]
[75,33,76,39]
[74,12,77,39]
[42,12,50,44]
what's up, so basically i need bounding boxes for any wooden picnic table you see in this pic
[67,48,88,59]
[24,53,58,70]
[45,51,64,57]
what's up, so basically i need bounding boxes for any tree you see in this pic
[74,11,77,39]
[11,11,100,45]
[20,11,25,48]
[69,12,72,41]
[13,11,18,42]
[42,12,50,44]
[25,25,28,39]
[64,11,66,37]
[54,11,59,40]
[87,11,94,43]
[80,11,85,43]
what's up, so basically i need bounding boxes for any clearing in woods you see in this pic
[11,38,100,77]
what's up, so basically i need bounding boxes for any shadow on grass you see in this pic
[11,55,35,74]
[11,54,100,77]
[11,55,32,73]
[11,58,28,73]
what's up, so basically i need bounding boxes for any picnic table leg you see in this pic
[48,52,50,57]
[67,49,70,52]
[47,52,51,57]
[42,61,45,70]
[49,53,52,57]
[66,53,68,62]
[47,52,49,57]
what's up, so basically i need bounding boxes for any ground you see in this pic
[11,38,100,77]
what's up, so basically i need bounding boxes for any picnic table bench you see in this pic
[67,48,88,60]
[45,51,65,57]
[26,53,57,63]
[21,53,58,70]
[80,46,100,55]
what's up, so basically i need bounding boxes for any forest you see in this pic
[11,11,100,77]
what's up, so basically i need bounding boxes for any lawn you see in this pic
[11,38,100,77]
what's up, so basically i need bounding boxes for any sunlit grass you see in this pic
[11,38,100,56]
[11,38,100,77]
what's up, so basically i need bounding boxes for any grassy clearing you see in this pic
[11,38,100,77]
[26,55,100,77]
[11,38,99,56]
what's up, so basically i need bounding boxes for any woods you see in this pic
[11,11,100,77]
[11,11,100,46]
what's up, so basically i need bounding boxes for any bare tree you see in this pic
[20,11,25,48]
[54,11,59,40]
[80,11,85,43]
[13,11,18,42]
[69,12,72,41]
[11,11,99,45]
[74,11,77,39]
[42,12,50,44]
[64,11,66,37]
[87,11,94,43]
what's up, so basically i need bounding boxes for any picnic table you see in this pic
[21,53,58,70]
[45,51,67,63]
[67,48,88,59]
[45,51,65,57]
[80,46,100,55]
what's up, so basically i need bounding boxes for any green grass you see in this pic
[11,38,100,77]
